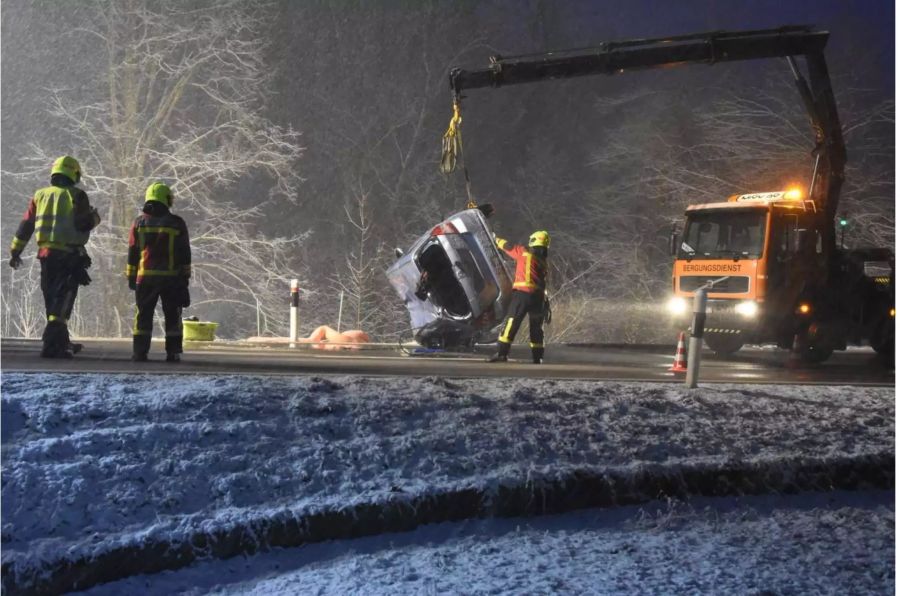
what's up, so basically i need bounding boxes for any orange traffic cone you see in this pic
[669,332,688,374]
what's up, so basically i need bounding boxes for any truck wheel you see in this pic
[798,322,833,364]
[704,332,744,356]
[798,343,833,364]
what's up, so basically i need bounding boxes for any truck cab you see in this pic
[667,190,894,362]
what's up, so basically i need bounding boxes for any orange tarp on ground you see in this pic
[302,326,370,350]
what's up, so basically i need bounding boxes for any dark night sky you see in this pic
[473,0,893,88]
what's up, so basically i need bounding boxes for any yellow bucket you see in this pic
[183,320,218,342]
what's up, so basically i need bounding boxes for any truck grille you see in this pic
[680,275,749,293]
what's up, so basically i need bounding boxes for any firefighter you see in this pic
[488,230,550,363]
[8,156,100,358]
[126,182,191,362]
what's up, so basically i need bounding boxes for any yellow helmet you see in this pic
[51,156,81,183]
[145,182,173,207]
[528,230,550,248]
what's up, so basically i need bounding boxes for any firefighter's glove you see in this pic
[176,285,191,308]
[8,253,22,270]
[128,278,137,291]
[543,295,552,325]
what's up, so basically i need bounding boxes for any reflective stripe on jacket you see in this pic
[126,208,191,284]
[10,178,98,258]
[10,186,90,256]
[34,186,90,249]
[496,237,547,293]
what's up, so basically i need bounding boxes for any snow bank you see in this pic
[1,373,894,593]
[75,491,894,596]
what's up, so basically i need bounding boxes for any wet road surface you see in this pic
[1,338,893,385]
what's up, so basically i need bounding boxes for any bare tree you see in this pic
[4,0,305,338]
[334,186,379,330]
[0,257,43,338]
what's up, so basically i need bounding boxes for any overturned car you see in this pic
[386,206,512,348]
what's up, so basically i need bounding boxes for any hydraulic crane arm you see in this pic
[448,25,846,253]
[450,26,826,92]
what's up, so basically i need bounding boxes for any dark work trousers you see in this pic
[39,252,82,355]
[495,290,545,359]
[133,282,184,357]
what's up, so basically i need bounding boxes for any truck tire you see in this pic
[798,322,833,364]
[704,332,744,356]
[798,343,833,364]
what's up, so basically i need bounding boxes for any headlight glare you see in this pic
[735,301,759,317]
[666,296,689,315]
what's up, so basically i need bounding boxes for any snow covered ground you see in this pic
[1,372,894,593]
[76,490,894,595]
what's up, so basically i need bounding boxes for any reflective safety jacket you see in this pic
[496,237,548,294]
[10,180,97,258]
[126,202,191,285]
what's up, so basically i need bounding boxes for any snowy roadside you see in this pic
[1,373,894,593]
[74,490,894,596]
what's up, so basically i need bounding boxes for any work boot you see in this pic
[42,320,71,358]
[531,346,544,364]
[486,341,511,363]
[69,342,83,355]
[165,352,181,363]
[133,334,152,362]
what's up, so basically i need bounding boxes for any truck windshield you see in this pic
[679,210,766,259]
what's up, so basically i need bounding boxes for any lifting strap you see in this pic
[440,97,477,209]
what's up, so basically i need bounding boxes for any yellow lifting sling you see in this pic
[440,97,477,209]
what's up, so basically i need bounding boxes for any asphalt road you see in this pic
[0,338,893,385]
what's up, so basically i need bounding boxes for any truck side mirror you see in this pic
[669,226,680,256]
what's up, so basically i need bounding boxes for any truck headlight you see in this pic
[735,301,759,318]
[666,296,689,315]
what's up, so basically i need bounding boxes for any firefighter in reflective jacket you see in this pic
[488,230,550,363]
[8,156,100,358]
[126,182,191,362]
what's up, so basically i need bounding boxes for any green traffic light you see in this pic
[839,219,848,226]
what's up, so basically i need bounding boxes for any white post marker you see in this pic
[256,297,261,337]
[289,278,299,348]
[686,276,728,388]
[685,287,708,388]
[337,290,344,333]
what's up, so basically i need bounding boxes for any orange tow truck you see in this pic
[447,26,894,363]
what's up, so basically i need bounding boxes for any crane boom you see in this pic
[448,25,846,255]
[450,27,824,91]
